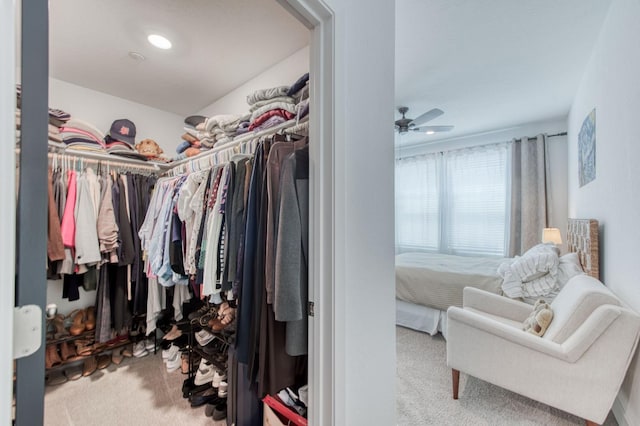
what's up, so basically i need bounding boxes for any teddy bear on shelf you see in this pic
[522,299,554,337]
[135,138,166,161]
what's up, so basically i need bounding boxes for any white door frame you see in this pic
[0,0,17,423]
[276,1,335,424]
[1,0,339,423]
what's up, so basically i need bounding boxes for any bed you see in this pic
[396,218,599,336]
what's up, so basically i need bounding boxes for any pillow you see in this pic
[522,299,554,336]
[500,243,560,298]
[545,275,619,343]
[557,252,585,288]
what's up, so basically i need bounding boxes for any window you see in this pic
[395,154,440,251]
[395,143,509,256]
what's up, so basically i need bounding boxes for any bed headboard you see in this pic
[567,218,599,280]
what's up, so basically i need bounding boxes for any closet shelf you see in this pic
[45,329,98,346]
[168,117,307,172]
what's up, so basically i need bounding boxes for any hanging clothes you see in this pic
[47,168,65,263]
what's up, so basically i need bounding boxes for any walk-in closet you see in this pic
[14,1,314,424]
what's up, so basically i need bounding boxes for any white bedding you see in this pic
[396,299,448,338]
[395,252,508,311]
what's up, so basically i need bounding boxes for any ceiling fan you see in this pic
[394,106,454,135]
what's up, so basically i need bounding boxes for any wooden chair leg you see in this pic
[585,421,599,426]
[452,369,460,400]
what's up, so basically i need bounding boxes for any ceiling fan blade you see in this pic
[410,108,444,127]
[413,125,454,133]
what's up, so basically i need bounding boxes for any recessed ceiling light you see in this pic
[128,51,146,61]
[426,130,435,135]
[147,34,172,50]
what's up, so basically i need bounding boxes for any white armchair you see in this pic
[446,275,640,426]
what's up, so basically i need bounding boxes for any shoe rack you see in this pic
[45,334,131,372]
[44,308,131,376]
[190,335,230,373]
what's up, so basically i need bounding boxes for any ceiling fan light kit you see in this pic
[394,106,454,135]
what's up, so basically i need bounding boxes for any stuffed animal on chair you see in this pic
[135,138,164,159]
[522,299,554,337]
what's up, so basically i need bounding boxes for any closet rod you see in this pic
[168,118,308,171]
[47,152,161,172]
[16,141,170,171]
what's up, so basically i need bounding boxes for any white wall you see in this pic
[198,46,309,117]
[567,0,640,423]
[320,1,396,424]
[46,279,96,316]
[49,78,184,154]
[396,117,570,252]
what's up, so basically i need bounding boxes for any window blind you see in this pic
[395,143,509,256]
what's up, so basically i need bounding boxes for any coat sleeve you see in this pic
[274,156,303,322]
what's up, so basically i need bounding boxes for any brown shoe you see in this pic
[45,344,62,369]
[64,365,83,381]
[85,306,96,331]
[59,341,76,361]
[75,339,94,356]
[68,309,86,336]
[111,348,124,365]
[96,354,111,370]
[82,357,97,376]
[45,370,68,386]
[52,314,69,339]
[121,344,133,358]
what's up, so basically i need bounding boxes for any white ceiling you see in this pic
[395,0,612,146]
[49,0,309,116]
[49,1,611,131]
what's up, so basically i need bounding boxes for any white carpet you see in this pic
[396,326,618,425]
[44,352,225,426]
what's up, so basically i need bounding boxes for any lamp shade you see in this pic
[542,228,562,244]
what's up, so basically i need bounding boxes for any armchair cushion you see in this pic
[544,275,620,343]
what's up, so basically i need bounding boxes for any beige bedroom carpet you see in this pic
[396,326,618,425]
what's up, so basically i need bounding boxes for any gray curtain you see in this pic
[508,134,550,256]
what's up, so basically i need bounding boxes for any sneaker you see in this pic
[190,388,220,407]
[162,344,180,361]
[194,359,215,386]
[217,381,228,398]
[212,370,227,387]
[132,341,148,358]
[145,338,156,352]
[195,329,215,346]
[188,302,211,321]
[198,306,219,327]
[166,350,182,373]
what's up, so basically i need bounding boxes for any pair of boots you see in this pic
[45,341,77,369]
[68,306,96,336]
